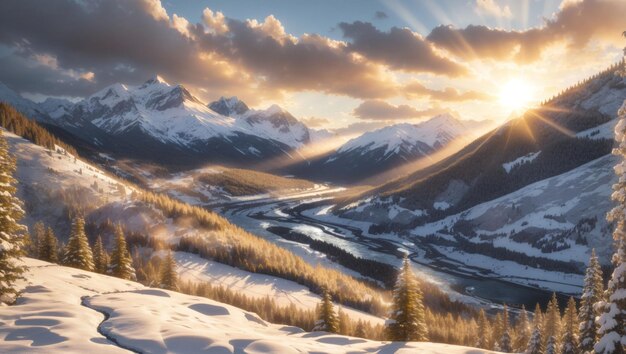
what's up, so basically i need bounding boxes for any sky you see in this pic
[0,0,624,134]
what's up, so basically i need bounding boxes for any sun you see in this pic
[498,78,536,112]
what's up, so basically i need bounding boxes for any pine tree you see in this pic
[108,224,135,280]
[561,297,579,354]
[579,249,605,353]
[354,320,366,338]
[493,312,504,350]
[62,216,93,271]
[544,293,562,351]
[159,251,178,290]
[92,235,108,274]
[596,100,626,354]
[31,221,45,258]
[385,255,428,342]
[526,326,544,354]
[313,290,339,333]
[337,307,350,335]
[514,305,531,352]
[0,131,27,303]
[545,335,558,354]
[499,305,513,353]
[476,309,491,349]
[38,227,58,263]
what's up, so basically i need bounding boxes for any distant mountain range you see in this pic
[0,76,482,179]
[284,114,491,184]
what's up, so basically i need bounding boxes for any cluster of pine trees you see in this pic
[0,103,77,156]
[26,218,136,281]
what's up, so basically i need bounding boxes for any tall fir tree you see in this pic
[527,326,544,354]
[385,255,428,342]
[476,309,491,349]
[313,290,339,333]
[31,221,45,258]
[561,297,579,354]
[159,251,178,290]
[514,305,531,352]
[0,131,27,303]
[337,307,350,335]
[108,224,135,280]
[493,313,504,350]
[92,235,108,274]
[499,305,513,353]
[38,227,58,263]
[544,293,562,351]
[545,335,558,354]
[354,320,366,338]
[579,249,605,353]
[62,216,93,271]
[596,99,626,354]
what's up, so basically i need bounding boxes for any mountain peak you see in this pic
[143,75,168,86]
[208,96,249,116]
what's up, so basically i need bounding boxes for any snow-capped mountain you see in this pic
[287,113,480,184]
[337,113,467,158]
[0,77,312,167]
[337,63,626,267]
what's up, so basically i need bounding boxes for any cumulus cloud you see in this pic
[475,0,512,19]
[353,100,449,120]
[339,21,467,76]
[403,82,491,101]
[428,0,626,63]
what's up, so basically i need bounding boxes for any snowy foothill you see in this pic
[0,258,500,354]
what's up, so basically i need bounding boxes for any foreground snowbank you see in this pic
[0,258,497,353]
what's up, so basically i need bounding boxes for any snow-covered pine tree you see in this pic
[545,335,558,354]
[561,297,579,354]
[543,293,562,351]
[514,305,531,352]
[499,304,513,353]
[596,98,626,354]
[526,326,544,354]
[62,216,93,271]
[92,235,108,274]
[0,131,27,303]
[31,221,45,258]
[313,290,339,333]
[159,251,178,290]
[579,249,605,353]
[39,227,58,263]
[385,255,428,342]
[476,309,491,349]
[108,224,135,280]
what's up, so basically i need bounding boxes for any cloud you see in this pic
[374,11,388,20]
[301,117,330,128]
[0,0,406,101]
[338,21,467,76]
[427,0,626,63]
[475,0,512,19]
[353,100,449,120]
[332,121,390,136]
[403,82,491,101]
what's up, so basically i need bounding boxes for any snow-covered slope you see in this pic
[0,258,497,354]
